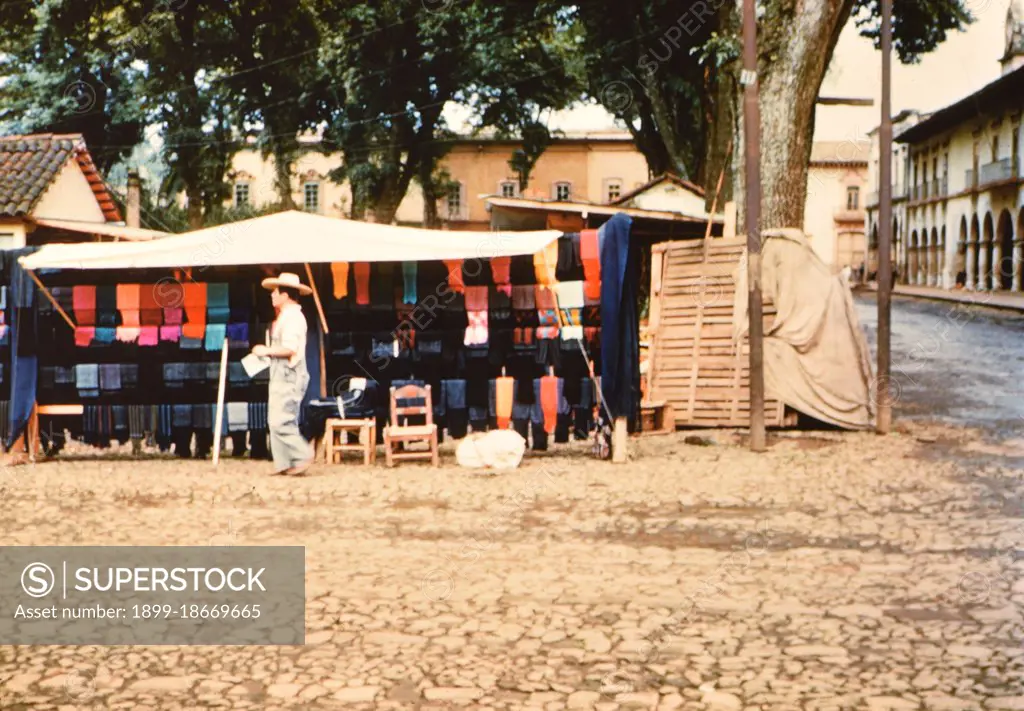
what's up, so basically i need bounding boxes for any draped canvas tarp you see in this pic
[18,211,562,271]
[732,228,874,429]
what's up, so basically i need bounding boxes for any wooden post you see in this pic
[742,0,766,452]
[212,339,229,467]
[304,263,329,334]
[723,202,738,239]
[612,417,628,463]
[876,0,894,435]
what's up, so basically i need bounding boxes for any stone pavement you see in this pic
[0,422,1023,710]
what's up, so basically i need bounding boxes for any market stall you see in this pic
[9,211,641,462]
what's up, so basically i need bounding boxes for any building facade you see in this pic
[803,141,869,269]
[225,131,652,230]
[865,1,1024,290]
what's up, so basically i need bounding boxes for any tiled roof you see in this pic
[0,133,121,221]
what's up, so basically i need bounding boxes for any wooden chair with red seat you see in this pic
[383,383,439,467]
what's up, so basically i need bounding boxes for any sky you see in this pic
[520,0,1008,144]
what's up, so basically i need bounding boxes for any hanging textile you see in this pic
[5,247,38,448]
[533,240,558,285]
[116,283,141,327]
[331,262,350,299]
[353,263,371,305]
[443,259,465,294]
[599,213,640,429]
[581,229,601,302]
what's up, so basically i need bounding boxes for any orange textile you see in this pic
[490,256,511,285]
[331,262,350,299]
[353,263,371,305]
[118,283,141,328]
[533,241,558,285]
[443,259,465,293]
[116,283,141,310]
[581,229,601,300]
[72,286,96,326]
[182,282,207,326]
[540,376,559,434]
[182,323,206,340]
[496,377,514,429]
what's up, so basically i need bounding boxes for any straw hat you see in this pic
[261,271,312,295]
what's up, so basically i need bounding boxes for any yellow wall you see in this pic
[32,157,107,223]
[228,137,652,226]
[0,220,27,249]
[804,162,867,268]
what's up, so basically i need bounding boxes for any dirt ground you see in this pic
[1,420,1023,710]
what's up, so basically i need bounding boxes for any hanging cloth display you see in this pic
[331,262,350,299]
[443,259,465,294]
[353,263,371,305]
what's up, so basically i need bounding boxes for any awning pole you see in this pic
[212,338,229,468]
[304,263,329,334]
[25,269,76,330]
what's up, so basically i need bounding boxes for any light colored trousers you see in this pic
[268,367,311,471]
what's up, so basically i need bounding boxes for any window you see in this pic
[234,182,250,208]
[993,136,1000,161]
[1014,128,1020,173]
[499,180,519,198]
[605,179,622,202]
[553,181,572,202]
[447,182,465,218]
[303,181,320,213]
[846,186,860,210]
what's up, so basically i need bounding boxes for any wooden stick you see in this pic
[304,263,328,334]
[26,269,75,330]
[212,339,229,468]
[685,140,735,421]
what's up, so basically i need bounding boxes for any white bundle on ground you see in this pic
[455,430,527,471]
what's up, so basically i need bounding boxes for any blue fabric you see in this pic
[226,322,249,348]
[163,362,186,387]
[228,362,247,385]
[94,327,116,345]
[181,336,202,350]
[442,379,466,410]
[204,323,227,351]
[7,249,39,446]
[300,326,322,429]
[75,364,99,398]
[172,404,192,428]
[99,364,121,391]
[248,401,268,431]
[599,213,640,424]
[402,262,417,304]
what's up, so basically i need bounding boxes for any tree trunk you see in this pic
[719,0,852,232]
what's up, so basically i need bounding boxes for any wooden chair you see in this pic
[321,418,376,465]
[383,384,439,467]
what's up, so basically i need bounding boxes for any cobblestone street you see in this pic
[1,415,1023,710]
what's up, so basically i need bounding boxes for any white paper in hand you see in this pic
[241,353,270,377]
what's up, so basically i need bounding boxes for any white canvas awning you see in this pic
[20,210,562,271]
[30,218,168,242]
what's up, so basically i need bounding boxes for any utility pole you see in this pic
[876,0,893,434]
[742,0,766,451]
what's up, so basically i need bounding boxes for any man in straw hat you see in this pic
[251,272,314,475]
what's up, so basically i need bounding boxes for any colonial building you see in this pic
[865,0,1024,290]
[225,131,652,230]
[804,141,869,269]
